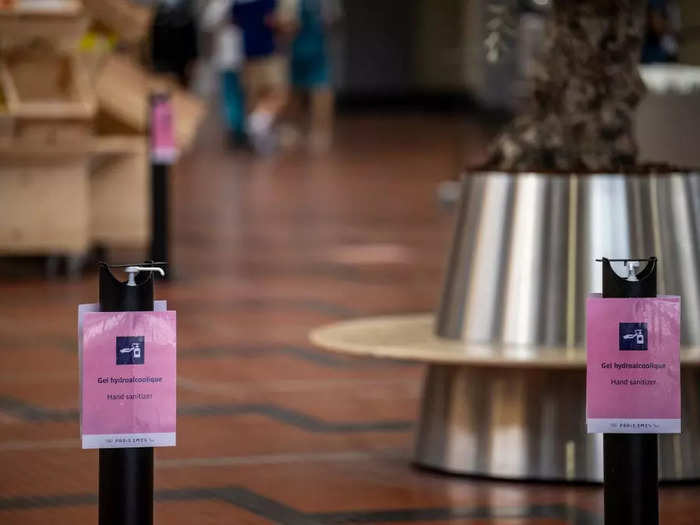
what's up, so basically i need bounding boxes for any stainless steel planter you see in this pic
[416,171,700,481]
[416,364,700,481]
[436,172,700,347]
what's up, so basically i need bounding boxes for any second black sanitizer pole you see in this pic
[602,257,658,525]
[149,93,171,276]
[98,263,164,525]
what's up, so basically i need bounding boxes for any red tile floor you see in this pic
[1,113,698,524]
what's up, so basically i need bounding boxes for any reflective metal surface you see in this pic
[415,365,602,480]
[437,172,700,346]
[426,170,700,481]
[414,365,700,481]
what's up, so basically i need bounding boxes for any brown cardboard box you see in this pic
[0,1,88,50]
[0,136,151,256]
[0,49,95,144]
[1,49,96,118]
[81,0,152,45]
[90,135,149,248]
[0,111,12,144]
[0,147,90,255]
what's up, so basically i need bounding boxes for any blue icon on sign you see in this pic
[619,323,647,351]
[116,336,145,365]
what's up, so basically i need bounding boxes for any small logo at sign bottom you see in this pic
[116,336,145,365]
[619,322,648,351]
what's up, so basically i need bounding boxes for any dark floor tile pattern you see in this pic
[0,486,603,524]
[0,396,413,433]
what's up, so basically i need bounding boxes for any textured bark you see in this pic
[486,0,647,172]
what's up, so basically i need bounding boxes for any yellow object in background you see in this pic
[79,31,117,53]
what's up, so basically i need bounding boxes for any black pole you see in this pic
[602,257,658,525]
[98,263,155,525]
[151,163,169,268]
[149,93,171,277]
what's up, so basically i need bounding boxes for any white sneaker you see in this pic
[247,111,277,155]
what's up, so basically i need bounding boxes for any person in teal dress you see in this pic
[291,0,331,88]
[289,0,341,151]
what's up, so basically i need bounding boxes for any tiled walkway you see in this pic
[1,113,698,524]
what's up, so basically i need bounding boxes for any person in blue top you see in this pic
[289,0,341,152]
[233,0,278,58]
[232,0,297,154]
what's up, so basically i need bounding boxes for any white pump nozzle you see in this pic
[626,260,640,282]
[125,266,165,286]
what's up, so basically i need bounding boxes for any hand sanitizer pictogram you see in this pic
[622,329,645,346]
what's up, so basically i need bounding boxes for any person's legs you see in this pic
[242,60,264,113]
[244,56,289,154]
[277,88,306,151]
[309,86,333,152]
[258,55,290,116]
[289,44,334,152]
[288,55,311,126]
[303,53,333,152]
[220,70,246,142]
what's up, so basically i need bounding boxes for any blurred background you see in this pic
[1,1,700,524]
[3,0,699,272]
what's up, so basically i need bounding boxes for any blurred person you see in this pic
[203,0,247,145]
[642,0,680,63]
[232,0,298,154]
[288,0,341,152]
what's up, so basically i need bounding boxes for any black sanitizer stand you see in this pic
[98,263,164,525]
[601,257,659,525]
[151,159,169,273]
[149,93,172,278]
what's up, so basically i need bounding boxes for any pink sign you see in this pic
[150,95,177,164]
[586,294,681,434]
[79,305,176,448]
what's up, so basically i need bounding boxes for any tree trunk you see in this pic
[485,0,647,172]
